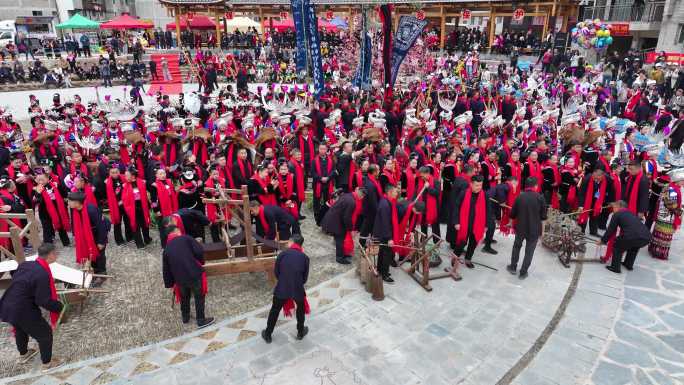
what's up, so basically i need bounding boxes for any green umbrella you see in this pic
[56,13,100,30]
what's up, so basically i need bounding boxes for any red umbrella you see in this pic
[165,15,217,31]
[100,14,153,30]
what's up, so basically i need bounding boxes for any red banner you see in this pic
[644,52,684,65]
[225,12,234,20]
[513,8,525,21]
[610,23,630,36]
[279,11,288,19]
[462,9,471,21]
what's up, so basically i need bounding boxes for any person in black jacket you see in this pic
[451,175,490,268]
[0,243,64,370]
[507,177,548,279]
[162,224,215,328]
[622,160,651,219]
[261,233,309,343]
[321,187,366,264]
[600,200,651,274]
[249,201,300,241]
[67,192,110,278]
[372,185,399,283]
[359,164,381,247]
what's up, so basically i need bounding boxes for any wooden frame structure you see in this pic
[158,0,579,52]
[201,185,287,283]
[402,230,461,291]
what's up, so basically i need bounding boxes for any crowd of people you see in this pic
[1,27,684,369]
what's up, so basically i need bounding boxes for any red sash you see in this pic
[105,177,122,224]
[35,257,59,329]
[548,163,561,210]
[382,170,396,186]
[298,135,314,162]
[168,233,208,303]
[122,179,150,231]
[626,172,643,214]
[405,167,417,199]
[484,159,499,188]
[578,178,607,225]
[236,159,252,185]
[526,159,543,193]
[417,176,438,224]
[282,244,311,317]
[500,182,518,235]
[258,206,271,237]
[253,174,277,205]
[343,192,364,255]
[0,190,22,250]
[205,177,230,224]
[314,156,333,198]
[290,158,306,202]
[192,138,209,166]
[278,173,298,219]
[7,166,33,201]
[69,162,88,176]
[72,205,98,264]
[155,179,178,217]
[456,188,486,245]
[367,174,383,200]
[163,142,177,167]
[347,159,357,190]
[42,185,70,232]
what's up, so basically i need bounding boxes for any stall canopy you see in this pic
[100,14,153,29]
[56,13,100,30]
[268,18,337,33]
[165,15,216,30]
[224,16,262,33]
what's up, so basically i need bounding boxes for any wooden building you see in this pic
[157,0,579,50]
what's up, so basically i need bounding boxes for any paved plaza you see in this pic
[2,227,682,385]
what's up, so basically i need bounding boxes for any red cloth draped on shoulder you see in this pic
[122,179,150,231]
[417,175,438,224]
[253,173,277,206]
[72,206,98,264]
[343,192,365,256]
[69,162,88,176]
[258,206,270,236]
[405,167,417,199]
[282,243,311,317]
[347,160,357,191]
[561,166,578,209]
[155,179,178,217]
[314,156,334,198]
[35,257,59,329]
[290,158,306,202]
[205,177,231,224]
[367,174,384,200]
[298,134,314,161]
[526,159,543,193]
[392,201,418,256]
[278,173,298,219]
[0,190,22,250]
[456,188,486,245]
[578,177,607,225]
[7,165,33,199]
[626,172,643,214]
[168,232,208,303]
[105,177,122,225]
[547,162,561,210]
[382,170,396,186]
[499,182,517,235]
[41,184,71,232]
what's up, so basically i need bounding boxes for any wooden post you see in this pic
[26,209,40,251]
[175,7,182,48]
[542,11,549,39]
[489,9,496,49]
[241,185,254,261]
[348,6,354,32]
[440,5,446,50]
[10,227,24,263]
[215,10,221,45]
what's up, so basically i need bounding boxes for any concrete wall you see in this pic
[656,0,684,51]
[134,0,172,28]
[0,0,57,20]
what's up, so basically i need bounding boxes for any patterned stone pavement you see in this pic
[2,229,683,385]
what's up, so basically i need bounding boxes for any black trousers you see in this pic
[92,249,107,274]
[14,318,53,364]
[420,222,441,244]
[510,234,539,274]
[610,237,649,272]
[334,233,346,259]
[42,219,70,246]
[359,214,375,247]
[313,196,327,226]
[484,207,497,246]
[132,203,151,248]
[265,295,305,335]
[113,205,133,244]
[377,244,393,277]
[210,224,221,243]
[456,233,478,260]
[179,278,206,324]
[580,216,600,235]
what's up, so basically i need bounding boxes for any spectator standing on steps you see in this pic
[80,34,91,58]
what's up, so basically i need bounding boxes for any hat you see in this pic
[439,110,453,121]
[425,120,436,132]
[561,113,581,127]
[531,117,543,127]
[298,115,312,126]
[182,169,195,180]
[419,109,431,121]
[324,117,335,128]
[453,111,473,126]
[605,117,618,129]
[278,116,291,126]
[352,116,365,128]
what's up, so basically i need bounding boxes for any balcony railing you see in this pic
[580,1,664,23]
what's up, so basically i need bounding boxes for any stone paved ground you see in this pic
[2,224,683,385]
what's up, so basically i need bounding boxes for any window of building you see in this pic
[32,11,42,16]
[678,24,684,44]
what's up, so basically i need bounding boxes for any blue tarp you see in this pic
[330,16,348,29]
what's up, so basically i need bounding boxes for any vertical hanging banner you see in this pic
[353,6,372,90]
[378,4,393,98]
[291,0,308,76]
[305,0,325,99]
[389,15,427,89]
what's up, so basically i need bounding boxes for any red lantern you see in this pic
[513,8,525,21]
[326,10,334,21]
[279,11,288,20]
[462,9,471,21]
[225,11,234,20]
[416,10,425,20]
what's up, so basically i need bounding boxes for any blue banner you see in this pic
[305,0,324,99]
[291,0,308,76]
[389,16,427,88]
[353,6,372,91]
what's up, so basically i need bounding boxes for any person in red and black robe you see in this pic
[288,149,306,219]
[559,157,580,213]
[335,141,356,192]
[372,184,401,283]
[379,158,397,192]
[480,149,500,192]
[311,144,335,226]
[151,168,179,240]
[248,165,277,205]
[4,155,33,208]
[105,165,130,245]
[123,168,152,249]
[452,175,490,268]
[295,125,316,184]
[542,155,562,211]
[67,191,109,275]
[0,179,27,253]
[276,162,300,220]
[522,151,543,193]
[622,160,650,218]
[321,187,366,264]
[232,148,253,189]
[32,173,70,246]
[416,166,441,244]
[360,165,382,247]
[249,201,300,241]
[578,168,614,236]
[401,156,419,200]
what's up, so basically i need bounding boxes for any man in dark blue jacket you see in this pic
[262,233,309,343]
[600,200,651,273]
[162,224,215,328]
[372,184,399,283]
[249,201,300,241]
[0,243,64,370]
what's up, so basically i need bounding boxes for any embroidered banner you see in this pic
[389,15,428,88]
[353,6,372,91]
[291,0,308,76]
[305,0,325,99]
[378,4,393,97]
